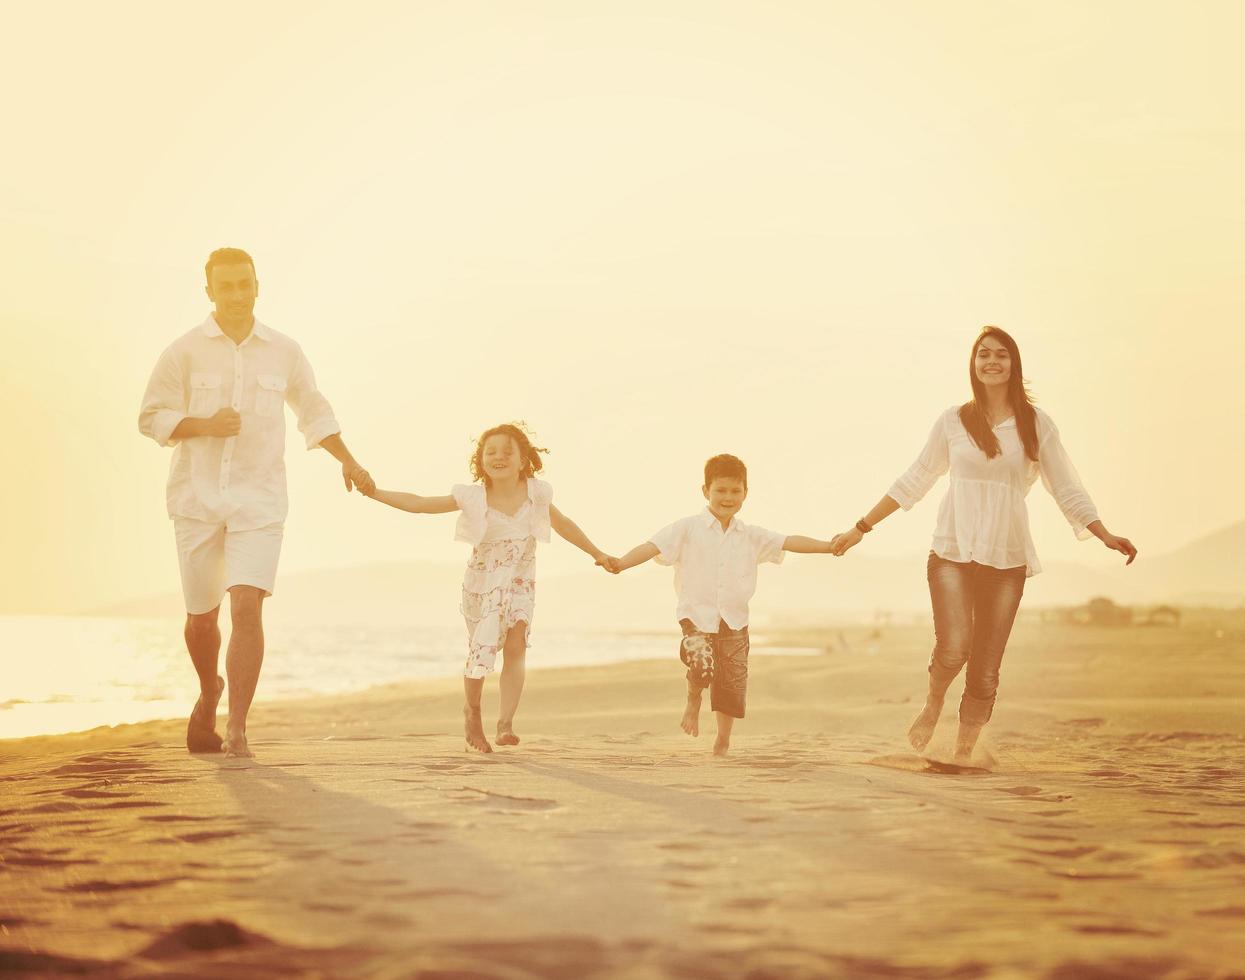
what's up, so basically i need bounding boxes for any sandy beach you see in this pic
[3,617,1244,979]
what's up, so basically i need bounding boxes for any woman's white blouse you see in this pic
[451,479,553,547]
[888,406,1098,577]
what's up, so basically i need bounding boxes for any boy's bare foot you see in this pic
[222,730,253,759]
[464,706,493,753]
[713,736,730,757]
[186,675,225,754]
[680,694,702,737]
[954,722,984,765]
[907,699,944,751]
[496,723,520,747]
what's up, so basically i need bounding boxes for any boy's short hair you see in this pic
[704,454,747,489]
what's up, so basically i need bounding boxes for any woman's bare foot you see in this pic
[680,693,702,736]
[907,699,944,751]
[954,722,984,765]
[464,705,493,753]
[713,736,730,757]
[496,723,520,747]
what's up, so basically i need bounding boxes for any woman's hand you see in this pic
[829,527,864,557]
[1100,532,1138,565]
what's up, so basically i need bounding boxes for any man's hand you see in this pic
[343,463,375,495]
[202,408,242,438]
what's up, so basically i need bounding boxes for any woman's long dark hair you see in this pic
[959,326,1039,461]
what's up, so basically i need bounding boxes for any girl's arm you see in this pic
[615,542,660,572]
[550,505,609,564]
[366,489,460,514]
[783,535,834,554]
[828,494,901,556]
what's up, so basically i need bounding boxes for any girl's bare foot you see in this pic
[496,723,520,747]
[464,706,493,753]
[907,699,944,751]
[713,736,730,757]
[680,694,702,736]
[954,722,984,765]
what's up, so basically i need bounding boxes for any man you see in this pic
[138,247,374,758]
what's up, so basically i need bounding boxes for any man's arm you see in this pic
[317,433,374,494]
[783,535,834,554]
[170,409,242,441]
[138,346,193,447]
[282,346,372,492]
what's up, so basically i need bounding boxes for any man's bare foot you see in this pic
[222,730,253,759]
[954,722,984,765]
[464,706,493,753]
[713,736,730,757]
[187,676,225,754]
[496,723,520,747]
[907,699,944,751]
[680,694,702,737]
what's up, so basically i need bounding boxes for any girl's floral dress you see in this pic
[451,479,553,678]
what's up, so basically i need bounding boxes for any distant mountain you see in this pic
[85,521,1245,627]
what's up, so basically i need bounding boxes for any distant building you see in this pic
[1144,605,1182,626]
[1086,597,1133,626]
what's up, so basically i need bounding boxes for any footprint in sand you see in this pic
[454,787,560,812]
[1195,906,1245,918]
[58,876,187,893]
[173,830,239,844]
[867,754,992,776]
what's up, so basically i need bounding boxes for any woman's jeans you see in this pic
[925,552,1026,726]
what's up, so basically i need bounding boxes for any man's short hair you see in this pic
[704,454,747,488]
[205,247,256,284]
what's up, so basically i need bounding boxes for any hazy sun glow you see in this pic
[2,3,1242,615]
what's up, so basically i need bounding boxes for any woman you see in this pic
[829,326,1137,764]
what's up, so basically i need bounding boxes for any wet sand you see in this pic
[2,618,1244,978]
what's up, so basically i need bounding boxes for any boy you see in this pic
[608,454,834,756]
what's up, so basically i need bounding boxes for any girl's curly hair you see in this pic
[469,422,549,486]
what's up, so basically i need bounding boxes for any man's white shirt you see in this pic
[138,315,340,530]
[648,509,786,632]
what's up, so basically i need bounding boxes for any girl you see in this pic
[829,327,1137,765]
[365,423,615,753]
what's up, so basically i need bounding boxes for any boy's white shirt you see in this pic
[648,508,785,632]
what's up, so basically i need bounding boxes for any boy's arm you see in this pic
[783,535,834,554]
[615,542,660,571]
[550,505,609,563]
[366,489,459,514]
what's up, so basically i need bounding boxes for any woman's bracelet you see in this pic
[855,518,873,534]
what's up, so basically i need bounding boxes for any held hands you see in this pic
[828,527,864,557]
[343,462,376,496]
[203,407,242,438]
[594,553,622,574]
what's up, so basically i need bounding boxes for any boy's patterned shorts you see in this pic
[678,619,750,719]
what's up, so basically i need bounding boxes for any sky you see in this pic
[2,1,1243,614]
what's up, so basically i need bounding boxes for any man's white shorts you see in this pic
[173,519,284,615]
